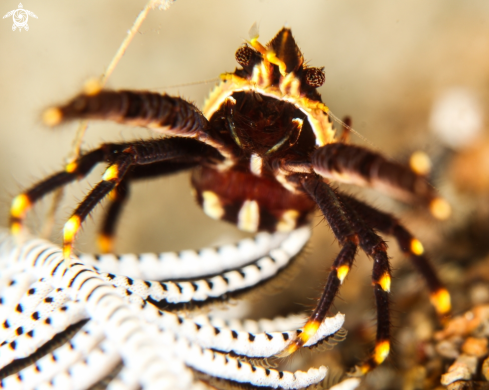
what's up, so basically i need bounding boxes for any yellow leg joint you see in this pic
[83,78,102,96]
[430,288,451,315]
[430,198,451,220]
[374,340,390,365]
[410,239,424,256]
[409,151,431,175]
[103,165,119,181]
[65,161,78,173]
[337,265,350,284]
[378,272,391,293]
[11,194,31,219]
[64,215,81,242]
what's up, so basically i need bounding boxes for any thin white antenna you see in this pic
[154,78,221,91]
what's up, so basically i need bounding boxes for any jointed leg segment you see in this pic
[10,138,220,257]
[98,161,199,253]
[288,176,393,373]
[340,193,451,317]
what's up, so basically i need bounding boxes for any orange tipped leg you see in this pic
[340,193,452,319]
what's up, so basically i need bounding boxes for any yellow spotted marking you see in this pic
[410,238,424,256]
[430,288,451,315]
[430,198,451,220]
[65,161,78,174]
[102,165,119,181]
[374,340,390,365]
[97,234,114,254]
[202,191,225,220]
[237,200,260,233]
[410,151,431,175]
[83,78,102,96]
[42,108,62,127]
[276,210,299,232]
[336,265,350,284]
[10,194,31,219]
[378,272,391,292]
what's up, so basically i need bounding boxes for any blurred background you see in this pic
[1,1,489,388]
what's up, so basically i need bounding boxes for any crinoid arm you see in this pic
[0,227,348,390]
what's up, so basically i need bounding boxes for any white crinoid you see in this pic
[0,227,357,390]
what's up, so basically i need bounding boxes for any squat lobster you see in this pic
[10,27,451,374]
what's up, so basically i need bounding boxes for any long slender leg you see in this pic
[97,161,199,253]
[278,241,357,358]
[62,138,220,258]
[43,90,234,160]
[98,179,129,253]
[340,192,451,317]
[276,177,359,356]
[10,146,120,235]
[10,139,217,237]
[299,176,392,374]
[311,142,451,220]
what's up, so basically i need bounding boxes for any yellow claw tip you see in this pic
[83,78,102,96]
[410,238,424,256]
[359,365,370,375]
[410,151,432,175]
[63,215,81,244]
[302,321,320,340]
[11,194,31,219]
[63,245,73,259]
[430,288,451,315]
[97,235,114,254]
[374,340,390,365]
[10,222,22,236]
[278,342,299,358]
[42,108,63,127]
[379,272,391,293]
[430,198,451,220]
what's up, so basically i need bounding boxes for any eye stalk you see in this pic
[235,46,261,71]
[304,67,325,88]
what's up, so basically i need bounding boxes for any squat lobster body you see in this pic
[11,27,451,374]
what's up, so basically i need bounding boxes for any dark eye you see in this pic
[304,67,325,88]
[235,46,256,68]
